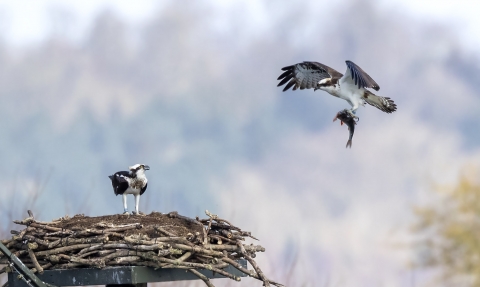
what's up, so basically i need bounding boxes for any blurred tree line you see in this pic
[412,167,480,286]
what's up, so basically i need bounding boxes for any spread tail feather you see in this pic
[346,139,352,148]
[363,91,397,113]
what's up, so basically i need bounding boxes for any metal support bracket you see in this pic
[0,242,54,287]
[8,262,248,287]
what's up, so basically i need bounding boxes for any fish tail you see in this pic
[346,139,352,148]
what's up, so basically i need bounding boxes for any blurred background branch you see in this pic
[412,166,480,287]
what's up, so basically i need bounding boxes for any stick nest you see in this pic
[0,210,283,287]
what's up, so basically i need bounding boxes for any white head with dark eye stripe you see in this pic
[129,164,150,178]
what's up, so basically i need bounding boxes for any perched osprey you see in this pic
[277,61,397,118]
[108,164,149,215]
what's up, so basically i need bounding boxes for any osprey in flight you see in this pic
[277,60,397,118]
[108,164,149,215]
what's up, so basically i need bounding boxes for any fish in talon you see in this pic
[333,109,357,148]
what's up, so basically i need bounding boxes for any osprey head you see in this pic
[315,78,337,92]
[129,164,150,173]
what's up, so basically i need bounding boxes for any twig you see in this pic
[101,249,171,262]
[199,221,241,232]
[154,226,177,237]
[206,217,213,239]
[69,256,105,268]
[107,256,141,264]
[168,212,206,244]
[220,229,233,239]
[27,248,43,274]
[124,236,189,247]
[156,257,240,281]
[175,251,192,263]
[236,240,270,287]
[171,244,224,257]
[234,231,259,241]
[203,244,265,252]
[188,269,215,287]
[95,223,139,228]
[223,257,284,287]
[15,222,67,232]
[31,263,52,274]
[35,244,92,256]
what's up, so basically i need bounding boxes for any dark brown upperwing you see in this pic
[345,60,380,91]
[277,61,343,92]
[309,62,343,80]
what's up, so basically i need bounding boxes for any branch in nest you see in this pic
[203,244,265,253]
[209,234,237,245]
[235,240,270,287]
[49,234,109,249]
[205,213,240,231]
[23,223,67,233]
[94,223,139,229]
[175,251,192,264]
[167,212,204,228]
[124,235,190,246]
[107,256,141,265]
[167,212,206,244]
[222,257,285,287]
[200,221,241,232]
[27,248,43,274]
[30,263,52,274]
[234,231,259,241]
[171,244,224,257]
[158,258,239,281]
[68,256,106,268]
[154,226,177,237]
[13,250,28,257]
[43,231,74,237]
[35,244,92,256]
[188,269,215,287]
[123,236,170,248]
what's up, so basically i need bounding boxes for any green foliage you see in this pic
[413,169,480,286]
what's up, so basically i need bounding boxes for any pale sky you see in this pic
[0,0,479,50]
[380,0,480,49]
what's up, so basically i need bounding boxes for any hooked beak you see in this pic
[144,165,150,170]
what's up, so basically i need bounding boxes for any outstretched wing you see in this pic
[363,91,397,113]
[277,61,343,92]
[342,60,380,91]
